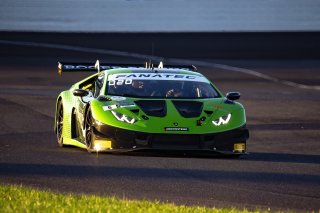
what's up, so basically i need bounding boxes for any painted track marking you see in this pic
[1,39,319,91]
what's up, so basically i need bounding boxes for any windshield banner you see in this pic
[108,73,208,83]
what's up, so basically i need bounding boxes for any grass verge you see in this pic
[0,184,256,212]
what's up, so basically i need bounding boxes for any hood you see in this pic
[91,96,246,134]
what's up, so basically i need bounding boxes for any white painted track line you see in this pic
[1,39,319,91]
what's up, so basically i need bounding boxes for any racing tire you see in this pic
[56,101,64,147]
[84,107,95,152]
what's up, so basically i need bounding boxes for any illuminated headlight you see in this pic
[94,143,101,152]
[212,114,231,126]
[111,111,136,124]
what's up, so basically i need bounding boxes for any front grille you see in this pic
[151,134,201,149]
[95,121,249,151]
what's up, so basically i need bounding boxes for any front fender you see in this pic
[54,91,75,139]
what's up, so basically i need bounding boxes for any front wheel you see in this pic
[84,107,95,152]
[56,101,64,147]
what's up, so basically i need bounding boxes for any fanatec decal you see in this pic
[108,73,208,82]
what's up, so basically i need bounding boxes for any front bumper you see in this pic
[92,123,249,154]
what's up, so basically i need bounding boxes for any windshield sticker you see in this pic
[108,73,208,83]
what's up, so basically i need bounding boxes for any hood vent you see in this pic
[134,100,167,117]
[172,101,203,118]
[130,109,140,114]
[204,110,213,116]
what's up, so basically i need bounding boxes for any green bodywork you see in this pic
[54,68,247,151]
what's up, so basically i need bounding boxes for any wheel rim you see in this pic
[56,103,63,144]
[85,110,93,149]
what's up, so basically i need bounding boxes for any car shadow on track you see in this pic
[61,145,320,164]
[115,151,320,164]
[241,152,320,164]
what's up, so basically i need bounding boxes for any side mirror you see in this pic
[73,89,89,97]
[226,92,240,101]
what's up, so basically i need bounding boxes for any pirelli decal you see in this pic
[164,127,189,131]
[108,73,208,82]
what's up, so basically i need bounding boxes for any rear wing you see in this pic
[58,60,196,76]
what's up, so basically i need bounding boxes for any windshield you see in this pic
[106,74,220,98]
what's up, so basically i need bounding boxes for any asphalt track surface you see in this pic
[0,33,320,212]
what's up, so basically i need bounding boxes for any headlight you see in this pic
[212,114,231,126]
[111,111,136,124]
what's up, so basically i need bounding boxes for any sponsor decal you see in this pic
[110,96,126,101]
[103,104,119,111]
[108,73,208,83]
[63,65,145,70]
[63,65,192,71]
[120,102,136,108]
[103,101,136,111]
[164,127,189,131]
[213,105,223,109]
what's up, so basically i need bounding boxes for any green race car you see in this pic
[54,61,249,155]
